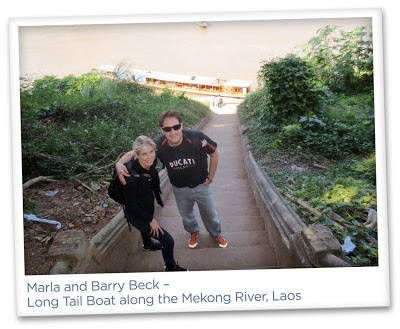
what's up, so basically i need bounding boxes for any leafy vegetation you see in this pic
[298,25,373,94]
[238,25,377,266]
[20,70,208,181]
[257,54,326,125]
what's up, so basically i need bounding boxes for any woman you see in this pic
[122,135,187,272]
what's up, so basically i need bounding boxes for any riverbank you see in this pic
[18,18,371,86]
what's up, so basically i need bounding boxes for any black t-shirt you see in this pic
[154,130,217,188]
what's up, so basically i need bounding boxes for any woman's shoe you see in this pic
[142,242,163,251]
[164,263,188,272]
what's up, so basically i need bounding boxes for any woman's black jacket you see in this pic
[122,158,163,224]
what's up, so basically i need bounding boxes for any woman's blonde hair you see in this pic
[133,135,156,155]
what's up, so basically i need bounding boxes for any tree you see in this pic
[299,25,373,93]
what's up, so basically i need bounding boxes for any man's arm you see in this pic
[116,150,135,185]
[204,148,218,185]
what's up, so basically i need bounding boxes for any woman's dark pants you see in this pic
[124,211,176,270]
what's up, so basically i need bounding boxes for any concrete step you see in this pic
[160,195,255,208]
[206,129,241,136]
[217,148,243,154]
[155,205,260,217]
[214,191,256,203]
[218,157,246,165]
[124,250,165,273]
[161,179,251,191]
[212,178,251,189]
[163,192,256,207]
[209,138,242,145]
[214,198,256,207]
[162,181,252,193]
[165,190,256,201]
[214,170,248,179]
[170,230,270,250]
[175,245,278,271]
[217,145,244,153]
[212,185,252,192]
[124,245,278,272]
[157,216,265,233]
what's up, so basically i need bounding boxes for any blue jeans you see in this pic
[172,184,221,238]
[124,210,176,270]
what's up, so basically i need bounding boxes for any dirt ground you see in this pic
[23,178,122,275]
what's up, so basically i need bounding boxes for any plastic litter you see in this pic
[24,214,62,230]
[341,236,356,254]
[365,209,377,230]
[45,190,59,197]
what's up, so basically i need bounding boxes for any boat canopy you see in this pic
[225,79,252,88]
[99,65,252,91]
[142,70,219,86]
[99,65,219,86]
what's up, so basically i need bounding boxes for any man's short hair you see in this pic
[159,109,182,127]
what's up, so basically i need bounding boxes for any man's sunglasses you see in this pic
[162,123,182,132]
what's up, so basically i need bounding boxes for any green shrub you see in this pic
[20,72,208,181]
[257,54,327,125]
[238,91,375,159]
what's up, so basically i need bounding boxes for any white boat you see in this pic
[99,65,252,98]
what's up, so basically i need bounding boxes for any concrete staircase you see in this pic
[124,105,279,272]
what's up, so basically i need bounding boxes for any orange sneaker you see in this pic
[215,235,228,248]
[188,231,199,249]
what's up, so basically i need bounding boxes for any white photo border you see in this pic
[10,8,390,317]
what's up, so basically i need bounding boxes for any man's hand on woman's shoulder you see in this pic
[116,150,136,185]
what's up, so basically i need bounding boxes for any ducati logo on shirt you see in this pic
[169,158,196,170]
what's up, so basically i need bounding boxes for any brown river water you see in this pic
[18,17,371,90]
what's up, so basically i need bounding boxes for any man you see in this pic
[116,109,227,249]
[218,96,223,108]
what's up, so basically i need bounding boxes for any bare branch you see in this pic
[23,176,58,189]
[78,152,125,178]
[74,178,95,192]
